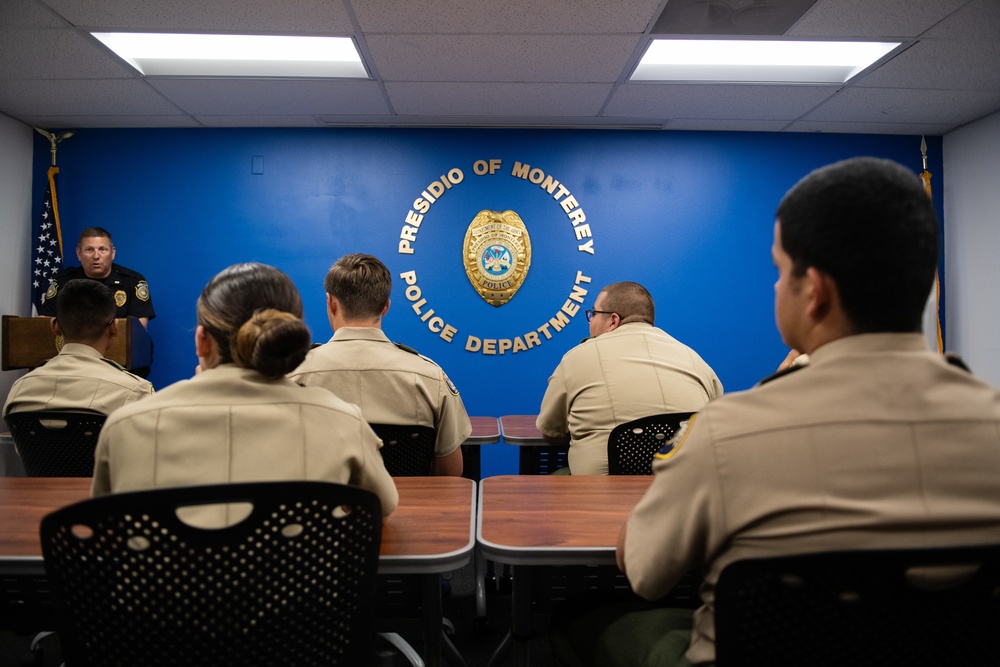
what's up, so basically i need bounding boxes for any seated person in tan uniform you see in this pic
[91,262,398,526]
[3,279,153,417]
[536,281,723,475]
[551,157,1000,666]
[289,253,471,476]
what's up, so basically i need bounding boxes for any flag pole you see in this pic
[919,136,944,354]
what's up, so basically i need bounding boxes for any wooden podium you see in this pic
[1,316,152,371]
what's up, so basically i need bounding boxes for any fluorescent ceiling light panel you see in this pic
[631,39,900,84]
[91,33,368,78]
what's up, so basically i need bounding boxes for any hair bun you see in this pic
[232,309,311,378]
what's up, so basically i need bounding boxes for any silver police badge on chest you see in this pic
[462,210,532,307]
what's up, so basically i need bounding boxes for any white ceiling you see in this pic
[1,0,999,134]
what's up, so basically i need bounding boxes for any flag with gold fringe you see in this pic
[32,164,64,315]
[919,136,943,354]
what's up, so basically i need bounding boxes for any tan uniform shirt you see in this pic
[623,334,1000,665]
[289,327,472,458]
[91,364,399,525]
[536,323,723,475]
[2,343,153,417]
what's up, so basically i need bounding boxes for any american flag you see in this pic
[32,165,64,315]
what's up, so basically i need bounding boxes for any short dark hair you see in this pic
[197,263,311,378]
[78,227,113,246]
[55,279,116,341]
[775,157,939,334]
[600,282,655,326]
[324,254,392,320]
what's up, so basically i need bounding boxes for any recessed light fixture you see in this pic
[631,39,900,84]
[91,33,369,78]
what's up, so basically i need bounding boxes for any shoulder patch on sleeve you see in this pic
[135,280,150,302]
[653,414,696,461]
[44,280,59,302]
[445,376,460,396]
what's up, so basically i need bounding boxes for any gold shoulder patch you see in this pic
[135,281,150,302]
[653,414,697,462]
[45,281,59,301]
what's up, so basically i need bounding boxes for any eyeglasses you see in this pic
[584,309,616,322]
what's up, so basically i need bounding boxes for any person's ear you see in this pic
[380,299,390,318]
[803,267,833,320]
[326,293,338,317]
[50,317,61,337]
[108,318,119,339]
[606,312,622,332]
[195,325,214,359]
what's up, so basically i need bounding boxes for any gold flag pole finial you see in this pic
[920,135,928,171]
[34,127,75,166]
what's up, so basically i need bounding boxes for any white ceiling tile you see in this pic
[148,79,391,116]
[662,118,793,132]
[385,81,613,116]
[789,0,966,38]
[784,119,956,135]
[924,0,1000,40]
[368,34,639,83]
[604,83,837,119]
[2,0,69,28]
[17,114,203,128]
[0,79,186,115]
[40,0,353,32]
[804,86,1000,126]
[195,115,328,127]
[0,28,135,80]
[351,0,661,34]
[854,39,1000,91]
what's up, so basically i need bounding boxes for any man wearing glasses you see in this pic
[536,281,723,475]
[38,227,155,328]
[4,279,153,418]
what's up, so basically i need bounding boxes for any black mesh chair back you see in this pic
[606,412,695,475]
[4,410,106,476]
[370,423,436,476]
[714,544,1000,667]
[40,481,383,667]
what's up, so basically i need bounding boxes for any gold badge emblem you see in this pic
[462,210,531,307]
[44,281,58,302]
[135,281,150,302]
[114,290,127,308]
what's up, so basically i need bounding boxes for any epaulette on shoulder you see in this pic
[944,352,972,373]
[101,357,128,372]
[757,363,806,386]
[115,265,146,280]
[393,341,420,356]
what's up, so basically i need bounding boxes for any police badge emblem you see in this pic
[135,281,150,302]
[114,290,127,308]
[462,210,531,307]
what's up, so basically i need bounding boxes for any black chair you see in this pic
[40,480,383,667]
[714,544,1000,667]
[371,423,437,476]
[4,410,107,477]
[607,411,695,475]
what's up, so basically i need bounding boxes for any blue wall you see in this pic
[32,128,945,475]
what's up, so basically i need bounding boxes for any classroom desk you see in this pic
[462,416,501,481]
[499,415,569,474]
[477,475,653,666]
[0,476,475,667]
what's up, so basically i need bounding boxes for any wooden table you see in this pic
[477,475,653,666]
[0,476,475,667]
[462,416,501,481]
[499,415,569,474]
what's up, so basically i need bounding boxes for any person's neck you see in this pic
[64,338,109,356]
[335,319,382,331]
